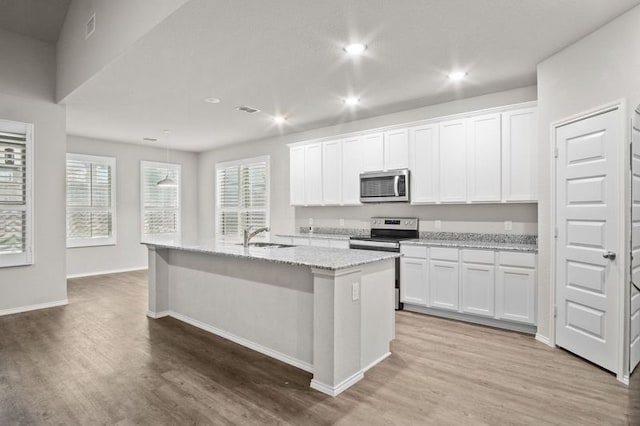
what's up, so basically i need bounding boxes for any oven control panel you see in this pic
[370,217,418,231]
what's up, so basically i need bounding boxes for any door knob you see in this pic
[602,251,617,260]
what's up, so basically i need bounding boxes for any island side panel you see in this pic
[147,246,170,318]
[166,250,314,371]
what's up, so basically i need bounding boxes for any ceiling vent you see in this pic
[86,14,96,39]
[236,105,260,114]
[143,137,158,142]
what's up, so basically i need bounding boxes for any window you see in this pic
[215,156,269,240]
[66,153,116,248]
[0,119,33,267]
[140,161,181,240]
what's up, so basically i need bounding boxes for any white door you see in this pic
[439,119,467,202]
[362,133,384,172]
[304,143,323,205]
[502,108,537,201]
[289,146,305,205]
[400,257,428,305]
[384,128,409,170]
[467,113,501,202]
[630,106,640,372]
[555,107,621,373]
[409,124,439,204]
[461,262,495,317]
[429,260,459,311]
[341,136,363,205]
[322,140,342,205]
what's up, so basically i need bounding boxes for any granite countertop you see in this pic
[276,233,352,241]
[142,239,399,270]
[402,239,538,253]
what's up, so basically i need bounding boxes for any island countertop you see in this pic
[142,239,400,271]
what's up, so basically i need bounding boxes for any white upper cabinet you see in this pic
[361,132,385,172]
[439,119,467,203]
[384,128,409,170]
[341,136,363,205]
[409,124,439,204]
[502,108,537,201]
[289,146,305,206]
[467,113,502,202]
[304,143,323,205]
[322,140,342,205]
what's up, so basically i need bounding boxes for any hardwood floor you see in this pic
[0,271,635,425]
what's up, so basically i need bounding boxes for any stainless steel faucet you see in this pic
[243,226,270,247]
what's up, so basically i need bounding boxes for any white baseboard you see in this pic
[535,333,553,347]
[147,310,170,319]
[67,267,147,279]
[166,311,314,373]
[0,299,68,317]
[310,370,364,397]
[620,374,630,386]
[363,351,391,373]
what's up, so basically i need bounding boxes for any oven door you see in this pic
[360,169,409,203]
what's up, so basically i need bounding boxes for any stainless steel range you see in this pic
[349,217,419,310]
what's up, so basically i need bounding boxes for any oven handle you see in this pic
[349,240,400,250]
[394,175,399,197]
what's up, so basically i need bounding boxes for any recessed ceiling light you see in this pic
[447,71,468,81]
[344,97,360,106]
[204,97,221,104]
[273,115,287,124]
[343,43,367,55]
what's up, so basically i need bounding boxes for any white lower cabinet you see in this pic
[461,263,495,317]
[429,260,459,311]
[496,265,536,324]
[400,257,428,305]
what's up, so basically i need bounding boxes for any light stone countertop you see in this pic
[276,233,352,241]
[401,239,538,253]
[142,239,399,271]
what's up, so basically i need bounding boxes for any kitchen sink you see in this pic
[236,242,295,248]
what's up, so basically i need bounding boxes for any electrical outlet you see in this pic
[435,220,442,229]
[339,218,345,227]
[352,282,360,301]
[504,221,513,231]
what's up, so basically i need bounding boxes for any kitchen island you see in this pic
[143,240,399,396]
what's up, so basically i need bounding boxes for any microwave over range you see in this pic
[360,169,410,203]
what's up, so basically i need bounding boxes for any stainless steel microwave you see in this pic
[360,169,410,203]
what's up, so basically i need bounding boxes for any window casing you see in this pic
[140,161,181,240]
[0,119,33,268]
[215,156,270,241]
[66,153,116,248]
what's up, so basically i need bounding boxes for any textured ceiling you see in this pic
[0,0,70,43]
[63,0,640,151]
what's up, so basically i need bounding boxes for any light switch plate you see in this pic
[352,282,360,301]
[435,220,442,229]
[504,221,513,231]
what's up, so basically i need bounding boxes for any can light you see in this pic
[447,71,468,81]
[273,115,287,124]
[343,43,367,55]
[344,97,360,106]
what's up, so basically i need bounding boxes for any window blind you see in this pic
[0,131,27,255]
[141,161,180,237]
[216,157,269,240]
[66,154,116,247]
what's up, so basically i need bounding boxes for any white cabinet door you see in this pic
[341,136,363,205]
[362,132,385,172]
[467,113,501,202]
[429,260,459,311]
[409,124,439,204]
[496,265,536,324]
[384,128,409,170]
[439,119,467,202]
[304,143,323,205]
[502,108,537,201]
[461,263,495,317]
[289,146,306,205]
[322,140,342,205]
[400,257,428,305]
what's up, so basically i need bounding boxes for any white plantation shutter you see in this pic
[141,161,181,238]
[66,154,116,247]
[0,120,33,267]
[216,156,269,240]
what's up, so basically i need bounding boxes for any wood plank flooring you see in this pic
[0,270,636,425]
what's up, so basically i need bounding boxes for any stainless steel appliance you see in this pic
[360,169,410,203]
[349,217,419,310]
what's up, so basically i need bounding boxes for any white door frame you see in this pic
[549,99,628,383]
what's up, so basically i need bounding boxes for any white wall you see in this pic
[536,4,640,343]
[66,136,199,277]
[198,86,538,238]
[0,31,67,313]
[56,0,189,101]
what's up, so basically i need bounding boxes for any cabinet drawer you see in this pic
[401,245,428,259]
[462,249,495,265]
[430,247,459,261]
[499,251,536,268]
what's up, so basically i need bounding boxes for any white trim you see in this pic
[166,310,313,373]
[0,299,68,317]
[535,333,553,347]
[66,266,147,279]
[620,374,630,386]
[140,160,182,240]
[287,101,538,148]
[146,310,170,319]
[362,351,391,373]
[310,370,364,397]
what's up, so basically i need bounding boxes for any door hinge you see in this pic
[554,306,558,319]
